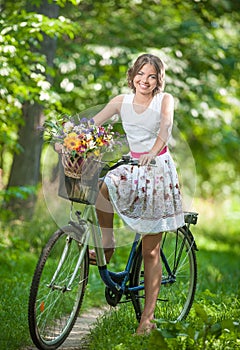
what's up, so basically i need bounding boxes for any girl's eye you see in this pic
[150,75,156,79]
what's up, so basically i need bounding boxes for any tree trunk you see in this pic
[7,0,59,219]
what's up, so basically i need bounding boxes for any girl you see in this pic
[91,53,184,334]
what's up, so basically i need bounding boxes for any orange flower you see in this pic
[63,133,82,151]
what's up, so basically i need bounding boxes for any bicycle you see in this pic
[28,155,198,350]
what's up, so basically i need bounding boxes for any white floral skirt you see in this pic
[104,151,185,234]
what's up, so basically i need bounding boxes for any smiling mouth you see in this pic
[139,83,149,88]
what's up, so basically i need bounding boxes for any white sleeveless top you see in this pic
[104,92,184,233]
[120,93,164,153]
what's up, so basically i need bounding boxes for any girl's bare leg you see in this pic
[95,182,115,253]
[136,233,162,334]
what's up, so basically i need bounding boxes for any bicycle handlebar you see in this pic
[107,155,156,172]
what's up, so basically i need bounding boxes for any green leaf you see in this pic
[148,329,170,349]
[210,322,222,338]
[194,304,212,323]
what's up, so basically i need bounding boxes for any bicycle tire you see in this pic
[28,225,89,350]
[131,226,197,322]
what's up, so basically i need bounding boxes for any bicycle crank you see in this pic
[105,287,122,306]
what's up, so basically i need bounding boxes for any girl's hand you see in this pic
[54,143,63,153]
[139,152,156,166]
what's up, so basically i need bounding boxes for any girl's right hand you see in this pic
[139,152,156,166]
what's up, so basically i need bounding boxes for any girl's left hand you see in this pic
[54,142,63,153]
[139,153,156,166]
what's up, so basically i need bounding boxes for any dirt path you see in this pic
[59,307,107,350]
[25,307,107,350]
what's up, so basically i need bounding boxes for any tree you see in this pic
[0,0,75,217]
[52,0,240,197]
[0,0,239,219]
[8,1,59,217]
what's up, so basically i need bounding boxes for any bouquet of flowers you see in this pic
[44,115,115,179]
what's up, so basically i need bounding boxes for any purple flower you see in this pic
[80,118,88,123]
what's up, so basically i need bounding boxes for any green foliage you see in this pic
[0,195,239,349]
[87,299,240,350]
[0,251,37,350]
[0,185,38,221]
[0,2,76,167]
[1,0,239,197]
[149,303,240,349]
[87,198,240,349]
[1,185,37,201]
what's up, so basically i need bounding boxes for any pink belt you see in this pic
[130,146,168,159]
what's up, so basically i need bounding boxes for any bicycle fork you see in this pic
[47,225,90,292]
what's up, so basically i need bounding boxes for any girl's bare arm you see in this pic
[150,93,174,155]
[93,95,124,126]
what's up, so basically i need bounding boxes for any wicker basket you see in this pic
[58,153,104,204]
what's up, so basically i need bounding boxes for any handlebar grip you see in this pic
[121,155,131,162]
[121,155,156,166]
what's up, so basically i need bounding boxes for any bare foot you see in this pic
[89,248,114,265]
[136,320,156,335]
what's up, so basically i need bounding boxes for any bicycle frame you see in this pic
[51,201,198,302]
[28,152,199,350]
[67,204,198,297]
[79,204,143,295]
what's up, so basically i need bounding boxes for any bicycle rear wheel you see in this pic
[28,225,89,350]
[131,226,197,322]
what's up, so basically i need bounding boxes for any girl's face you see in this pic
[133,63,157,96]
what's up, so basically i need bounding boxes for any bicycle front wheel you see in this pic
[28,225,89,350]
[132,227,197,322]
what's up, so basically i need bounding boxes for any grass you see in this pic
[86,299,240,350]
[0,196,239,349]
[87,197,240,349]
[0,199,106,350]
